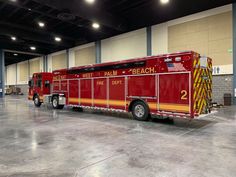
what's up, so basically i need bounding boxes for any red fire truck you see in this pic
[28,51,212,121]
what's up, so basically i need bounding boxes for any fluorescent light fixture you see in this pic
[160,0,169,4]
[11,36,16,41]
[38,22,45,28]
[30,46,36,50]
[85,0,95,4]
[92,22,100,29]
[13,53,18,56]
[55,37,61,42]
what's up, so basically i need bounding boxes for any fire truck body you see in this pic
[28,51,212,120]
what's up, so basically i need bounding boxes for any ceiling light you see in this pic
[55,37,61,42]
[30,46,36,50]
[85,0,95,4]
[38,22,45,28]
[11,36,16,41]
[92,22,100,29]
[160,0,169,4]
[9,0,17,2]
[13,53,18,56]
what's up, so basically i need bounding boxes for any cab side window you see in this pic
[37,80,42,87]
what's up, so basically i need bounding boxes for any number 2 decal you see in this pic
[181,90,188,100]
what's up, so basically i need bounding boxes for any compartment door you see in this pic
[80,79,92,106]
[94,78,107,108]
[109,77,126,110]
[68,80,79,105]
[159,73,190,113]
[128,75,157,111]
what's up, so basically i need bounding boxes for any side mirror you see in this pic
[28,80,32,87]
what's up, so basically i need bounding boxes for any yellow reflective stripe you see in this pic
[148,103,157,110]
[159,103,189,113]
[68,98,126,106]
[69,98,79,103]
[108,100,126,106]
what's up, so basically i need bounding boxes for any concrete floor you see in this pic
[0,96,236,177]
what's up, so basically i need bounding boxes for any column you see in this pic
[66,49,69,68]
[95,41,101,64]
[146,26,152,56]
[43,55,48,72]
[0,49,5,97]
[233,3,236,104]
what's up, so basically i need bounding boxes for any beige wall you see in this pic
[52,53,67,70]
[6,64,16,85]
[75,46,95,66]
[29,58,40,76]
[101,29,147,62]
[168,11,232,66]
[18,61,29,83]
[152,23,168,55]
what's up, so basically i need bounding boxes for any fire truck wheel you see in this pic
[132,101,149,121]
[34,95,41,107]
[52,96,64,109]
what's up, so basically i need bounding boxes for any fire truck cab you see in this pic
[28,72,53,107]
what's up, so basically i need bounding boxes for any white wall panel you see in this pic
[17,61,29,85]
[152,23,168,55]
[69,43,95,67]
[167,4,232,26]
[69,48,75,68]
[6,64,16,85]
[48,50,66,72]
[101,29,147,62]
[75,46,95,66]
[39,57,44,72]
[47,55,52,72]
[29,58,40,76]
[52,53,67,71]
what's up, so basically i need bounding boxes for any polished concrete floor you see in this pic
[0,96,236,177]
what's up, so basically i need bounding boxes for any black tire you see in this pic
[33,95,41,107]
[131,101,150,121]
[52,96,64,110]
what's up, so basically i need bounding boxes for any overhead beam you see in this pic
[5,57,31,63]
[0,40,48,55]
[4,49,42,56]
[33,0,127,31]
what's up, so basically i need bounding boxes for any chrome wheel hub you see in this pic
[134,105,145,118]
[53,99,58,107]
[34,97,39,104]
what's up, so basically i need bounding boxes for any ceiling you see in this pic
[0,0,234,65]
